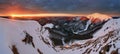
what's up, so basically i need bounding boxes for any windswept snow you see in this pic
[0,18,56,54]
[94,18,120,38]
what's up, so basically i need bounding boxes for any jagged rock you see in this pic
[37,16,109,45]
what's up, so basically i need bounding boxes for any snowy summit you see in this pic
[87,13,112,21]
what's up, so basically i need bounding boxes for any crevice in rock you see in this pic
[11,45,19,54]
[41,36,50,45]
[37,49,43,54]
[22,31,35,48]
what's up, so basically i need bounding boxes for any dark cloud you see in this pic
[0,0,120,15]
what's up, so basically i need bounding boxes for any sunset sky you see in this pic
[0,0,120,16]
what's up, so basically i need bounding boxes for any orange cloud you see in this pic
[0,4,46,16]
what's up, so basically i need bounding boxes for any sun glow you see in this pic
[10,13,86,19]
[9,13,112,22]
[11,13,85,17]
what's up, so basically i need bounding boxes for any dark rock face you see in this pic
[37,16,108,45]
[11,45,19,54]
[22,31,35,48]
[112,17,120,19]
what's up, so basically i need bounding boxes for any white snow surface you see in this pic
[0,18,120,54]
[0,18,56,54]
[43,23,54,28]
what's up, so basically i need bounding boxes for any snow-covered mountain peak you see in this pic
[0,16,120,54]
[87,13,112,22]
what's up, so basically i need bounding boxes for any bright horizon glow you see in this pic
[9,13,112,21]
[11,13,86,17]
[10,13,86,19]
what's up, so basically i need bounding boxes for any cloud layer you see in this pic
[0,0,120,15]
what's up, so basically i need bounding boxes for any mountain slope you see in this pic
[0,18,56,54]
[0,17,120,54]
[54,18,120,54]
